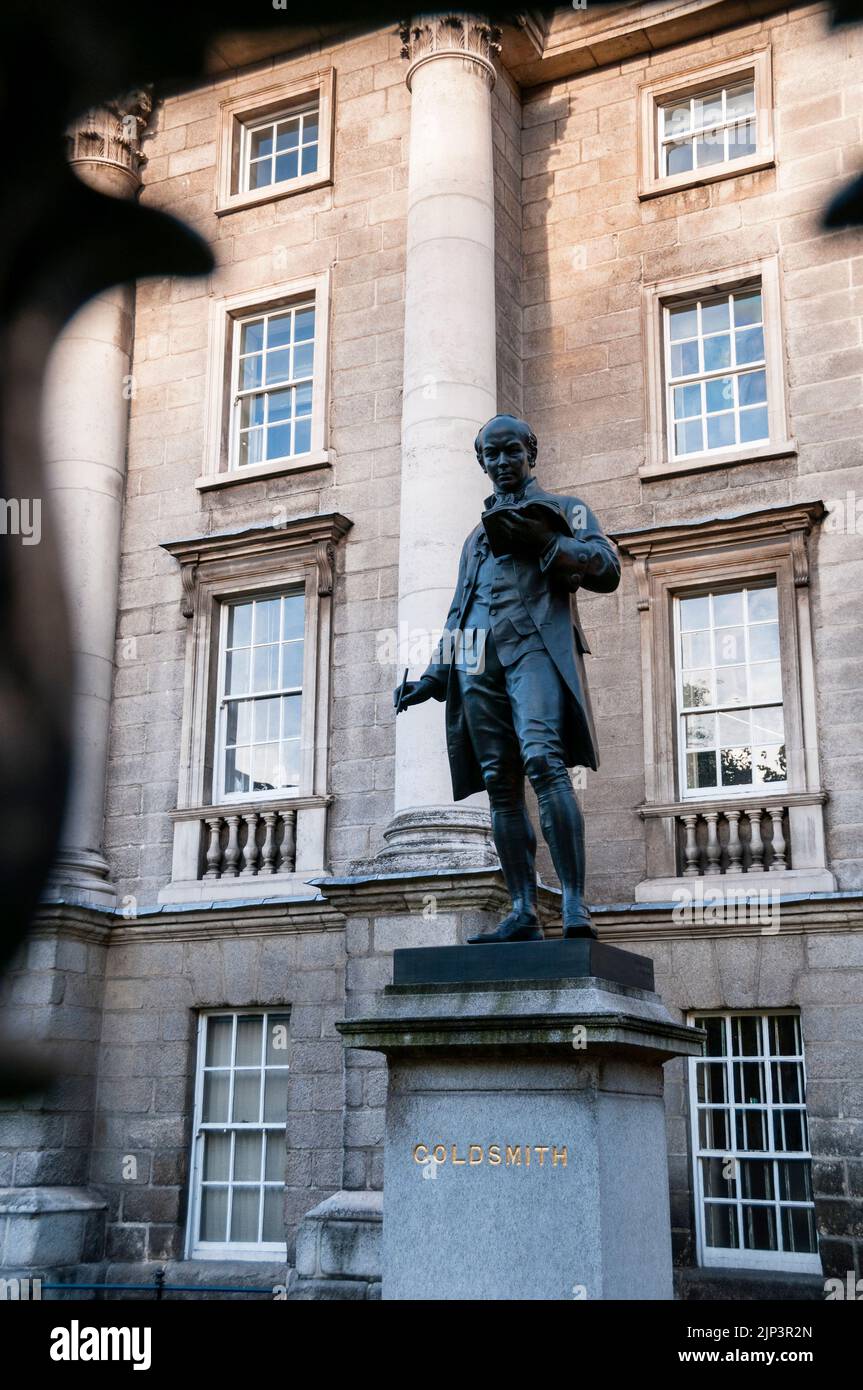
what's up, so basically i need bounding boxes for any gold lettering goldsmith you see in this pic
[412,1144,569,1168]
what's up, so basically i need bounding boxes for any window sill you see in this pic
[639,439,796,482]
[215,172,332,217]
[638,152,774,201]
[196,450,331,490]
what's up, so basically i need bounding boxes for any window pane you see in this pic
[253,644,280,693]
[203,1132,230,1181]
[738,369,766,406]
[702,299,730,334]
[232,1071,261,1123]
[250,128,273,160]
[268,388,292,422]
[742,1204,776,1251]
[278,740,301,787]
[241,320,265,354]
[267,424,292,460]
[666,138,693,175]
[669,305,698,341]
[255,599,281,646]
[726,83,755,119]
[714,627,745,665]
[266,1132,285,1181]
[276,120,300,151]
[224,748,250,795]
[275,151,299,183]
[262,1187,284,1241]
[202,1071,230,1123]
[680,595,710,631]
[781,1205,817,1254]
[282,595,304,640]
[707,413,735,449]
[267,313,294,348]
[281,641,304,688]
[721,746,752,786]
[713,590,743,626]
[704,1203,738,1249]
[254,697,281,744]
[683,672,714,708]
[736,326,764,364]
[282,694,302,738]
[264,1069,290,1122]
[265,349,291,385]
[230,1188,260,1242]
[757,745,786,783]
[662,100,690,137]
[294,417,312,454]
[734,291,762,326]
[252,743,279,791]
[694,90,723,128]
[250,161,271,190]
[238,429,264,468]
[750,661,781,702]
[303,112,319,143]
[719,711,750,745]
[200,1187,228,1242]
[673,383,701,419]
[670,341,699,378]
[301,145,318,175]
[703,334,731,371]
[239,395,265,428]
[293,340,314,378]
[696,132,726,167]
[729,119,756,160]
[682,630,711,667]
[226,648,250,696]
[227,603,253,649]
[685,713,714,747]
[675,418,703,455]
[236,1015,263,1067]
[239,356,262,391]
[295,307,315,340]
[686,749,717,789]
[749,622,780,661]
[234,1131,263,1181]
[740,407,769,443]
[266,1015,291,1066]
[748,587,778,622]
[705,376,734,412]
[715,666,748,705]
[752,705,784,740]
[206,1016,233,1067]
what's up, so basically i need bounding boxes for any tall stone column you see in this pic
[382,14,501,870]
[43,92,152,906]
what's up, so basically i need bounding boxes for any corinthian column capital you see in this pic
[66,87,153,193]
[400,13,502,91]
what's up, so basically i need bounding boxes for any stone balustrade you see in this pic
[200,804,298,879]
[675,800,789,877]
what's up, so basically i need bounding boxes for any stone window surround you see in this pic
[641,256,795,481]
[613,503,835,902]
[215,67,335,216]
[637,46,775,201]
[198,271,331,490]
[158,512,352,904]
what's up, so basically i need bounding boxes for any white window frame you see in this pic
[638,47,774,200]
[664,287,769,464]
[239,101,320,196]
[215,68,334,215]
[215,590,306,805]
[673,582,788,802]
[199,271,331,489]
[687,1010,821,1275]
[642,258,795,481]
[186,1009,291,1261]
[228,301,316,474]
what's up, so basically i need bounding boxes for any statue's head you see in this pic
[473,414,537,490]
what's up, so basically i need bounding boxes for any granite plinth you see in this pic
[392,939,654,991]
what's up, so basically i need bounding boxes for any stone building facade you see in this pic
[1,1,862,1299]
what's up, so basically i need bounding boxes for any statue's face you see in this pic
[477,421,532,491]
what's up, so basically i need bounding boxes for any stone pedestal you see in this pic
[339,941,703,1301]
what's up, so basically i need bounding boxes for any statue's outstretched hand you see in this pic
[394,678,435,713]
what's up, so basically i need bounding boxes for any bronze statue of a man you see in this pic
[395,414,620,943]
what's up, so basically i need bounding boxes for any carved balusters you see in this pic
[204,817,223,878]
[682,814,700,876]
[768,808,787,871]
[241,811,260,875]
[282,810,297,873]
[725,809,743,873]
[260,812,279,874]
[748,810,765,873]
[223,815,242,877]
[704,811,722,875]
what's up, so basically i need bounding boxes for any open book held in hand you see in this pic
[481,499,574,558]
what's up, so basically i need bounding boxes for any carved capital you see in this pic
[400,13,501,91]
[66,87,154,184]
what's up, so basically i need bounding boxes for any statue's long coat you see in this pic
[421,478,621,802]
